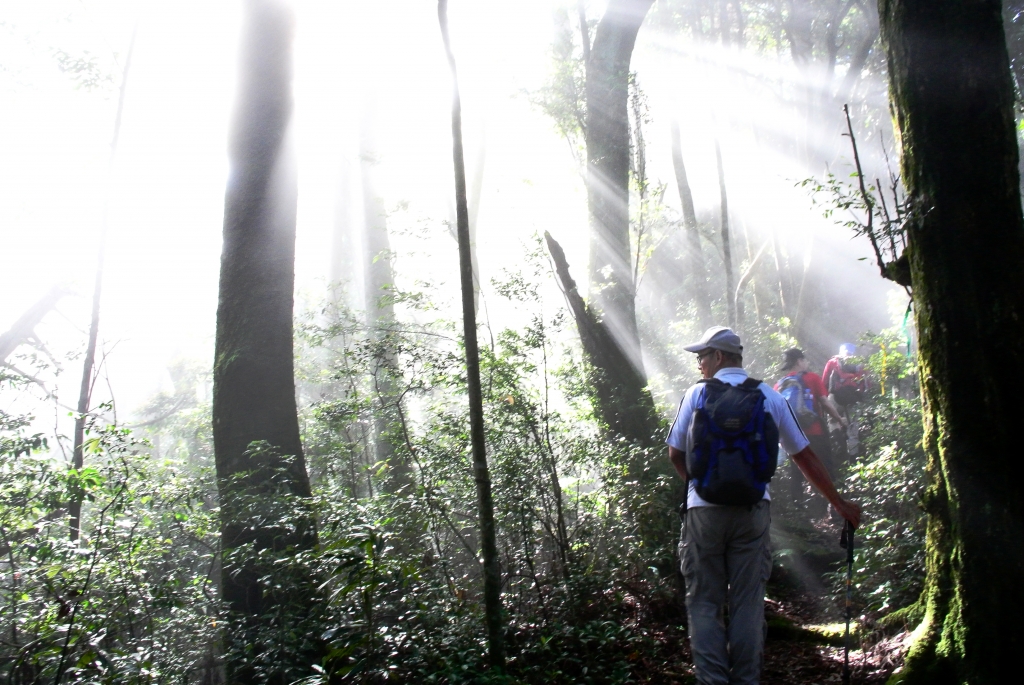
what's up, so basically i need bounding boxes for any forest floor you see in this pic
[631,512,909,684]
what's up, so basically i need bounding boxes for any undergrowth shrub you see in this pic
[829,389,926,620]
[0,410,220,685]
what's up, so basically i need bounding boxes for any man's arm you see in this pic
[807,371,847,426]
[821,395,848,426]
[822,358,838,390]
[790,445,861,527]
[668,446,688,481]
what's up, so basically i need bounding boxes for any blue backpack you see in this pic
[686,378,779,505]
[775,372,818,430]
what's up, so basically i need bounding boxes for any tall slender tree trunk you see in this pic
[438,0,504,671]
[792,234,815,341]
[330,155,354,299]
[359,121,409,491]
[878,1,1024,682]
[585,0,655,375]
[468,130,486,311]
[715,139,736,329]
[69,25,136,542]
[670,121,712,328]
[213,2,319,680]
[770,230,790,320]
[731,0,746,47]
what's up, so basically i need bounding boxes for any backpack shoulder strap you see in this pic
[741,377,761,390]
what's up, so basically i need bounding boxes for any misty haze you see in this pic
[2,2,1022,684]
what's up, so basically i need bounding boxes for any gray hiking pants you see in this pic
[679,500,772,685]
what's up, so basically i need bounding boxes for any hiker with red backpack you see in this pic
[823,343,868,407]
[823,343,868,460]
[775,348,847,512]
[666,327,860,685]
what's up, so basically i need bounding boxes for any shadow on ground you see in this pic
[635,496,907,684]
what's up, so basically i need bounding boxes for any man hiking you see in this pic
[775,348,848,512]
[666,326,861,685]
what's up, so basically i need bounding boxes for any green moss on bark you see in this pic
[880,1,1024,682]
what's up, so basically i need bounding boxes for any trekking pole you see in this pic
[840,520,855,685]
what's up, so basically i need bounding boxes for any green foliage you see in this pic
[0,407,220,685]
[833,394,926,617]
[860,327,916,399]
[289,261,684,683]
[528,7,587,167]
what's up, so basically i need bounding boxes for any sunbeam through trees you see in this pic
[2,1,1023,683]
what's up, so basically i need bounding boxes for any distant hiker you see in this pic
[775,348,847,507]
[823,343,867,408]
[822,343,867,459]
[666,327,860,685]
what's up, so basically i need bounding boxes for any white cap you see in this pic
[683,326,743,355]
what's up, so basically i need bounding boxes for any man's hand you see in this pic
[833,498,861,529]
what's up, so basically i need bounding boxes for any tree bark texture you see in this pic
[545,232,662,451]
[586,0,655,375]
[670,121,712,328]
[213,0,317,661]
[438,0,505,671]
[880,1,1024,682]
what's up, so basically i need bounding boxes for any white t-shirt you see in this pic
[666,367,810,508]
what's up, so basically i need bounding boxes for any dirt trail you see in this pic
[636,511,908,684]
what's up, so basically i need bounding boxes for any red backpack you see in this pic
[828,357,867,405]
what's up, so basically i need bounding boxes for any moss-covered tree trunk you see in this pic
[574,0,661,450]
[213,1,319,681]
[879,1,1024,682]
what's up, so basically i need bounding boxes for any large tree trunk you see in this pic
[213,2,319,681]
[585,0,655,376]
[879,1,1024,682]
[438,0,505,671]
[670,121,712,328]
[546,232,661,450]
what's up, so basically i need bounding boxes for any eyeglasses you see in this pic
[696,350,718,366]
